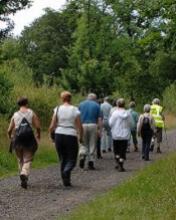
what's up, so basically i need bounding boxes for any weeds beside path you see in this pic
[0,130,175,220]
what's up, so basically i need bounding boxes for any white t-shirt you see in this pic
[54,105,80,136]
[13,109,33,129]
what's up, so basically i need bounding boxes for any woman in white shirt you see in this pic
[49,91,83,187]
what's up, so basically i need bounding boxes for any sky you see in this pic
[10,0,66,36]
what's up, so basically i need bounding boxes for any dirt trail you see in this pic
[0,130,175,220]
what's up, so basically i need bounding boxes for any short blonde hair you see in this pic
[60,91,72,102]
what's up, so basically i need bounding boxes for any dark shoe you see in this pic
[102,150,106,153]
[108,148,112,152]
[134,146,138,152]
[79,157,85,169]
[157,147,162,153]
[20,174,28,189]
[88,161,95,170]
[144,158,150,161]
[119,162,125,172]
[150,144,154,152]
[97,155,103,159]
[142,155,145,160]
[63,178,72,187]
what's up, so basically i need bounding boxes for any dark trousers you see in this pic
[96,137,102,159]
[55,134,78,181]
[113,140,128,161]
[131,130,138,145]
[142,135,152,160]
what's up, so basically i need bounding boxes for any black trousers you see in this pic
[113,140,128,161]
[96,137,102,158]
[131,130,138,146]
[55,134,78,181]
[142,135,152,160]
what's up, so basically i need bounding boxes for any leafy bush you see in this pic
[163,83,176,114]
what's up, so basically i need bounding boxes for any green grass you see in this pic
[62,153,176,220]
[0,132,58,178]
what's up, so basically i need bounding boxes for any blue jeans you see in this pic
[142,136,152,160]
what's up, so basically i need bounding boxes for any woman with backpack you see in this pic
[137,104,155,161]
[7,97,41,189]
[49,91,83,187]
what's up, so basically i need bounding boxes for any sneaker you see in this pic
[108,148,112,152]
[88,161,95,170]
[79,157,85,169]
[20,174,28,189]
[102,150,106,153]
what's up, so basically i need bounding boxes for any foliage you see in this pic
[0,0,32,39]
[163,83,176,115]
[63,152,176,220]
[19,2,80,85]
[1,0,176,106]
[0,69,13,114]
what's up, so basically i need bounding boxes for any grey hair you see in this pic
[87,93,97,100]
[152,98,160,105]
[144,104,151,113]
[129,101,136,108]
[104,96,109,102]
[117,98,125,108]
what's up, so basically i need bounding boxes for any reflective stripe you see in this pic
[150,105,164,128]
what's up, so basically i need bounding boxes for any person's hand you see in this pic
[36,134,40,142]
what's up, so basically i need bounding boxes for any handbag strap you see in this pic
[55,106,60,123]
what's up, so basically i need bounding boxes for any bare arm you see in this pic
[7,118,15,139]
[32,113,41,140]
[75,115,83,143]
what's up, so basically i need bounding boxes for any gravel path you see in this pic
[0,130,175,220]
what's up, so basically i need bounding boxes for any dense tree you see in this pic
[0,0,32,39]
[2,0,176,103]
[19,1,80,85]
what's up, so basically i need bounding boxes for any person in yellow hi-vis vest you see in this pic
[150,98,164,153]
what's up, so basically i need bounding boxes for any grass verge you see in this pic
[62,153,176,220]
[0,132,58,178]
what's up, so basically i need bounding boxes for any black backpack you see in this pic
[16,117,34,142]
[141,116,152,135]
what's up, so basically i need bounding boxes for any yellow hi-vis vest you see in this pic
[150,104,164,128]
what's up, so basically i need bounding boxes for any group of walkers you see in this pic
[7,92,165,189]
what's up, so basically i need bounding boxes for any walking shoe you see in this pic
[79,157,85,169]
[157,147,162,153]
[63,178,72,187]
[102,150,106,153]
[150,144,154,152]
[88,161,95,170]
[134,146,138,152]
[119,162,125,172]
[20,174,28,189]
[108,148,112,152]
